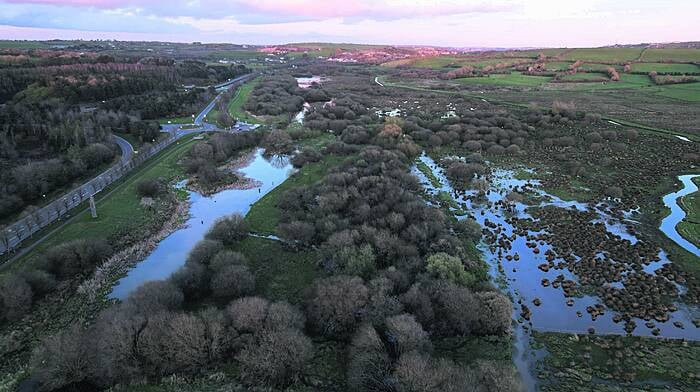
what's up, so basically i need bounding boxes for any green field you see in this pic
[545,61,574,70]
[677,176,700,247]
[207,50,264,60]
[534,332,700,391]
[560,72,609,81]
[577,63,619,72]
[656,82,700,101]
[642,48,700,62]
[632,62,700,73]
[0,40,49,49]
[561,48,644,62]
[231,237,322,304]
[227,77,261,124]
[246,154,346,234]
[5,135,199,272]
[456,72,551,87]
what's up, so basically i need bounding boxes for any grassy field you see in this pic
[207,50,264,60]
[456,72,551,87]
[561,48,644,62]
[245,154,347,234]
[656,82,700,102]
[534,332,700,391]
[677,176,700,248]
[231,237,322,304]
[577,62,619,72]
[642,48,700,62]
[632,62,700,74]
[545,61,573,70]
[559,72,609,81]
[227,77,261,124]
[6,134,199,272]
[0,40,49,49]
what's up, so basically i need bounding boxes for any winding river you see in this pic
[109,149,293,299]
[660,174,700,256]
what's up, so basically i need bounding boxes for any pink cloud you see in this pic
[4,0,128,6]
[236,0,517,19]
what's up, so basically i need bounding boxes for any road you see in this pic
[0,73,258,256]
[0,134,134,254]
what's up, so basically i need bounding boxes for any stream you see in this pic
[660,174,700,256]
[412,153,700,390]
[109,149,293,299]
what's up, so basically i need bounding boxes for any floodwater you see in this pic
[660,174,700,256]
[412,153,700,390]
[109,149,293,299]
[295,75,323,89]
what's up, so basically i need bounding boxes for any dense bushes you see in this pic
[43,238,112,279]
[135,179,162,198]
[244,75,305,116]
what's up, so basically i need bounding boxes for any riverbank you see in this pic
[677,176,700,250]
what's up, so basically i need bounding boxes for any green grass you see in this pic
[677,176,700,248]
[245,154,347,234]
[207,50,264,60]
[415,159,441,188]
[0,40,49,49]
[656,82,700,102]
[560,72,608,81]
[577,63,618,72]
[6,135,199,272]
[533,331,700,391]
[641,48,700,62]
[561,48,644,62]
[227,77,261,124]
[545,61,574,70]
[455,72,551,87]
[632,62,700,74]
[231,237,322,304]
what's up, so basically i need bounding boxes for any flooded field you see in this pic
[109,149,293,299]
[412,153,700,390]
[414,154,699,340]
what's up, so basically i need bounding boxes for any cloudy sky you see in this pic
[0,0,698,47]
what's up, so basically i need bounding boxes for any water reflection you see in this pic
[110,149,293,299]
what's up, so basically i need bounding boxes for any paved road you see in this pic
[0,134,134,254]
[0,73,258,256]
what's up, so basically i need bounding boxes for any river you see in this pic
[660,174,700,256]
[109,149,293,299]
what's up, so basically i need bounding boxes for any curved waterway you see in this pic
[660,174,700,256]
[109,149,293,299]
[412,154,700,390]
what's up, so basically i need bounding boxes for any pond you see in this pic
[109,149,293,299]
[660,174,699,256]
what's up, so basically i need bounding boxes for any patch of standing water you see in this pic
[109,149,294,299]
[295,75,324,89]
[660,174,700,256]
[294,102,311,123]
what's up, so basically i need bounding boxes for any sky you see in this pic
[0,0,698,47]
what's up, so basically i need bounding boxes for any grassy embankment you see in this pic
[227,77,261,124]
[4,134,200,273]
[533,331,700,391]
[677,176,700,248]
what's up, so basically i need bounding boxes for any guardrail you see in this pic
[0,132,180,256]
